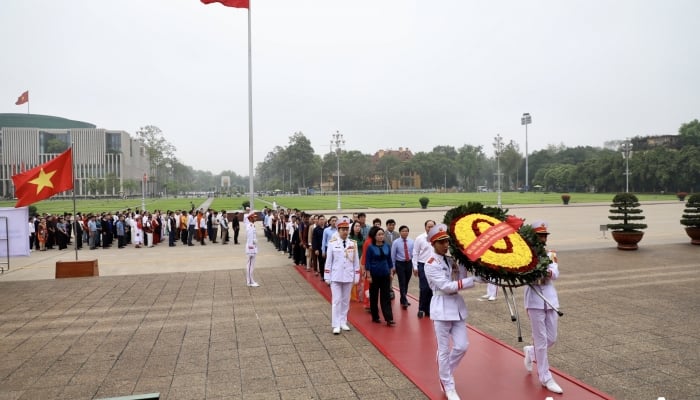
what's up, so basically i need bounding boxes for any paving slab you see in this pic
[0,201,698,399]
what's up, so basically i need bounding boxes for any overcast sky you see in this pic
[3,0,699,176]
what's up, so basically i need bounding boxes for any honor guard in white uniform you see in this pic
[324,217,360,334]
[523,220,563,394]
[424,224,480,400]
[245,211,260,287]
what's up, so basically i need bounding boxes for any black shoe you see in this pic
[417,311,425,318]
[386,321,396,326]
[372,319,381,324]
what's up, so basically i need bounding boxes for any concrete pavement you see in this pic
[1,201,698,399]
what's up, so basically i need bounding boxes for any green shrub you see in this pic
[607,193,647,232]
[419,197,429,209]
[680,193,700,228]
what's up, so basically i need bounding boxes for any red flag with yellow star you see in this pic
[12,148,74,208]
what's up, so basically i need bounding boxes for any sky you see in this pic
[2,0,699,176]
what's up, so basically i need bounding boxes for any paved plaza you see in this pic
[0,202,698,399]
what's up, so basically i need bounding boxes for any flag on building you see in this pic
[15,90,29,105]
[12,148,74,208]
[201,0,249,8]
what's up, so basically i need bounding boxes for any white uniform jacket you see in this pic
[245,222,257,255]
[324,237,360,283]
[425,252,475,321]
[524,250,559,309]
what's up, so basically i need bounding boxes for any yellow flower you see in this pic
[452,213,537,273]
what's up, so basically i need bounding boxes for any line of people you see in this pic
[257,207,564,399]
[27,207,243,252]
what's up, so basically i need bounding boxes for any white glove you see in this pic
[353,275,360,285]
[325,280,330,285]
[473,275,485,284]
[460,277,476,289]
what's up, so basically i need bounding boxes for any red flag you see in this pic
[15,90,29,105]
[12,148,74,208]
[201,0,249,8]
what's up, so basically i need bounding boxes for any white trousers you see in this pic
[527,308,559,384]
[486,283,498,298]
[433,319,468,392]
[330,281,352,328]
[246,254,257,284]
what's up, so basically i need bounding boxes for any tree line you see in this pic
[255,119,700,194]
[133,119,699,196]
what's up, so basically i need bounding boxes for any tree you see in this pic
[104,173,119,196]
[456,145,484,191]
[500,140,522,190]
[122,179,138,196]
[135,125,177,195]
[679,119,700,147]
[45,138,69,154]
[375,154,402,190]
[86,178,104,196]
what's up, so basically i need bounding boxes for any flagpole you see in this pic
[247,0,255,210]
[70,144,78,261]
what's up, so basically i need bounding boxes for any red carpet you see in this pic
[296,266,615,400]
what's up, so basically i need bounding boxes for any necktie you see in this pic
[403,238,409,261]
[342,240,346,248]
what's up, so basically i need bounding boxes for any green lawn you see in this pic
[2,192,680,215]
[0,197,207,215]
[211,192,679,212]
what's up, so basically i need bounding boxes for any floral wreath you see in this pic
[443,202,551,287]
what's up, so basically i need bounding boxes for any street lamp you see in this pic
[330,130,345,211]
[142,173,147,211]
[621,139,633,193]
[493,134,504,208]
[521,112,532,191]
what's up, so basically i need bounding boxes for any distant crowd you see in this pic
[27,207,244,251]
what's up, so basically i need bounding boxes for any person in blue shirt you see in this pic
[365,226,395,325]
[391,225,414,309]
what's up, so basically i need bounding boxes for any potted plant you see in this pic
[607,193,648,250]
[561,193,571,205]
[419,197,430,209]
[677,191,688,201]
[680,193,700,245]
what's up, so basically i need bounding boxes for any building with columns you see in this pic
[0,113,149,199]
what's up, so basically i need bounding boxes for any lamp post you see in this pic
[141,173,147,211]
[330,130,345,211]
[521,112,531,191]
[621,139,633,193]
[493,134,504,208]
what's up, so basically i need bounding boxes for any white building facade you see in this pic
[1,113,149,198]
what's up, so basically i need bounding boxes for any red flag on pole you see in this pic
[12,148,74,208]
[15,90,29,105]
[201,0,249,8]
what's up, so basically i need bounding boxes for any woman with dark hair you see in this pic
[365,226,395,325]
[349,222,365,302]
